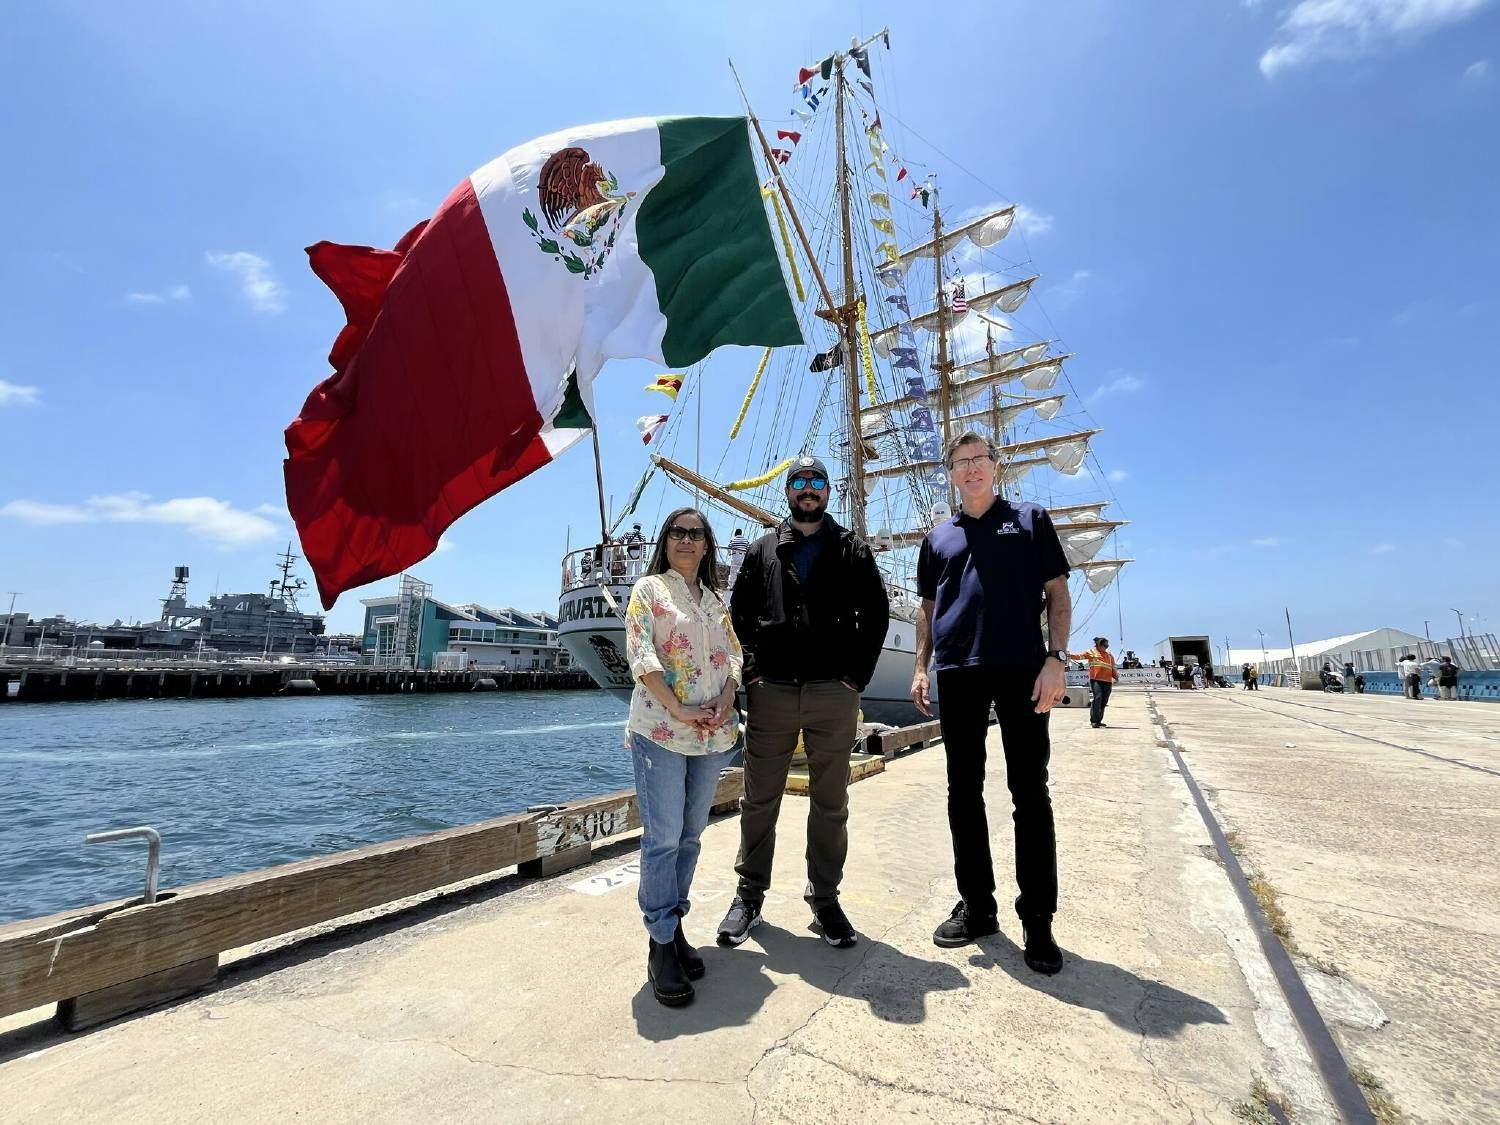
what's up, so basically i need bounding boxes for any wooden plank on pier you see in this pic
[870,719,943,759]
[0,769,743,1020]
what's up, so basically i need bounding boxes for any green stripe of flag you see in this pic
[639,116,804,367]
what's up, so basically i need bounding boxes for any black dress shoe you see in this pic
[672,916,705,980]
[933,900,1000,948]
[1021,915,1063,975]
[647,938,694,1006]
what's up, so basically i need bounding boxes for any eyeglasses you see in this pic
[789,476,828,490]
[667,526,706,542]
[949,454,995,473]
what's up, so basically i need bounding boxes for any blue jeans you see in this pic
[631,733,735,944]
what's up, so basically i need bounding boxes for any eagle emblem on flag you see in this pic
[521,146,637,279]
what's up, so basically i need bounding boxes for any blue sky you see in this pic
[2,0,1497,659]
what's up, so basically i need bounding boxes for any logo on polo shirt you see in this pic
[997,521,1020,535]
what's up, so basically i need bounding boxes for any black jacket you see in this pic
[730,515,889,690]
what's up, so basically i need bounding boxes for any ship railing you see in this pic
[559,544,735,596]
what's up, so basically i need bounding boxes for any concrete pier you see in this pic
[1,688,1495,1123]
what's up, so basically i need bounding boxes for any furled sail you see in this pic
[862,453,1047,487]
[870,278,1039,357]
[1060,525,1111,564]
[951,342,1050,379]
[1051,502,1110,523]
[949,393,1067,431]
[1045,439,1088,475]
[893,206,1017,276]
[947,355,1072,411]
[1078,561,1126,592]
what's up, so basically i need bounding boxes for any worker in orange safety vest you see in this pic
[1068,636,1119,728]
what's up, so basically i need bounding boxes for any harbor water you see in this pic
[0,690,631,925]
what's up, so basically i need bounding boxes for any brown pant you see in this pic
[734,679,859,909]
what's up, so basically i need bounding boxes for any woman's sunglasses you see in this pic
[667,526,707,542]
[789,476,828,490]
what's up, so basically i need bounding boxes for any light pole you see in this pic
[1424,620,1430,641]
[1452,609,1465,639]
[1257,629,1267,663]
[1,591,20,650]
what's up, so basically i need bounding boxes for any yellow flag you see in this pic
[645,374,683,400]
[875,241,899,263]
[868,191,890,210]
[865,161,887,180]
[871,217,895,234]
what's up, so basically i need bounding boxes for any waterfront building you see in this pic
[360,577,563,671]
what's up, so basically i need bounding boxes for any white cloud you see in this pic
[0,379,41,407]
[254,502,286,517]
[1464,58,1491,78]
[1251,536,1282,547]
[1090,372,1146,401]
[1,492,278,546]
[1014,204,1053,237]
[1442,536,1463,546]
[206,251,286,314]
[436,535,456,553]
[1106,468,1128,483]
[125,284,191,306]
[1201,543,1239,558]
[1371,541,1397,554]
[1259,0,1493,78]
[1049,269,1093,309]
[0,499,92,524]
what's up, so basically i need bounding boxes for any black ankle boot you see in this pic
[672,917,705,980]
[648,938,694,1006]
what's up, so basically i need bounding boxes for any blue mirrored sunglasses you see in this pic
[789,476,828,490]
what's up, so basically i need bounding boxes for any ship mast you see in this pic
[834,47,867,538]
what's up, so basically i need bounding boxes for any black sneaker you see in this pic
[1021,914,1063,975]
[933,900,999,948]
[814,903,858,948]
[716,896,761,946]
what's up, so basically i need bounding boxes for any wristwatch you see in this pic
[1046,649,1068,665]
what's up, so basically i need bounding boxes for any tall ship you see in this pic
[559,31,1130,724]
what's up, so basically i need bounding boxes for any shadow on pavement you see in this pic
[969,931,1227,1037]
[631,918,970,1040]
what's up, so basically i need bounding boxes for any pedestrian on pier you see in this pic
[1241,663,1251,689]
[726,527,750,587]
[623,509,743,1008]
[1248,663,1259,690]
[1068,636,1118,727]
[718,456,889,952]
[912,431,1070,974]
[1437,656,1461,700]
[1396,654,1421,699]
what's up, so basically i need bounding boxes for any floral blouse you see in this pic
[624,570,744,755]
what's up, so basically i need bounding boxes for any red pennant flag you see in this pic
[776,130,802,144]
[797,66,818,85]
[770,148,792,165]
[896,167,909,182]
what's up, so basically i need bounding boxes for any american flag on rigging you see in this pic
[951,279,967,315]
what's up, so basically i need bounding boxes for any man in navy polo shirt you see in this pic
[913,430,1072,973]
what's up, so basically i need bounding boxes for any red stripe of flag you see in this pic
[284,178,543,609]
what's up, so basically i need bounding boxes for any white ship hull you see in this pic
[558,578,935,728]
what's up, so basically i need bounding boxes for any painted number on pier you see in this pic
[569,860,641,896]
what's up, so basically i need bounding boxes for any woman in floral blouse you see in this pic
[624,507,742,1007]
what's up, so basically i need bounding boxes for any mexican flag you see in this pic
[285,116,803,608]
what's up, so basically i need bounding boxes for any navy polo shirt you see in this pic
[916,499,1070,671]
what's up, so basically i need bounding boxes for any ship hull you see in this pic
[558,580,935,728]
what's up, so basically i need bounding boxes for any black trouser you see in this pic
[1405,673,1422,699]
[935,663,1057,921]
[1089,680,1112,725]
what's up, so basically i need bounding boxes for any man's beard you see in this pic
[789,494,826,524]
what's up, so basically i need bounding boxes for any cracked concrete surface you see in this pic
[1152,688,1500,1125]
[3,692,1344,1123]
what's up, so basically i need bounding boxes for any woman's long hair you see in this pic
[644,507,721,594]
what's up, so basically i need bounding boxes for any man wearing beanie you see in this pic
[717,455,889,949]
